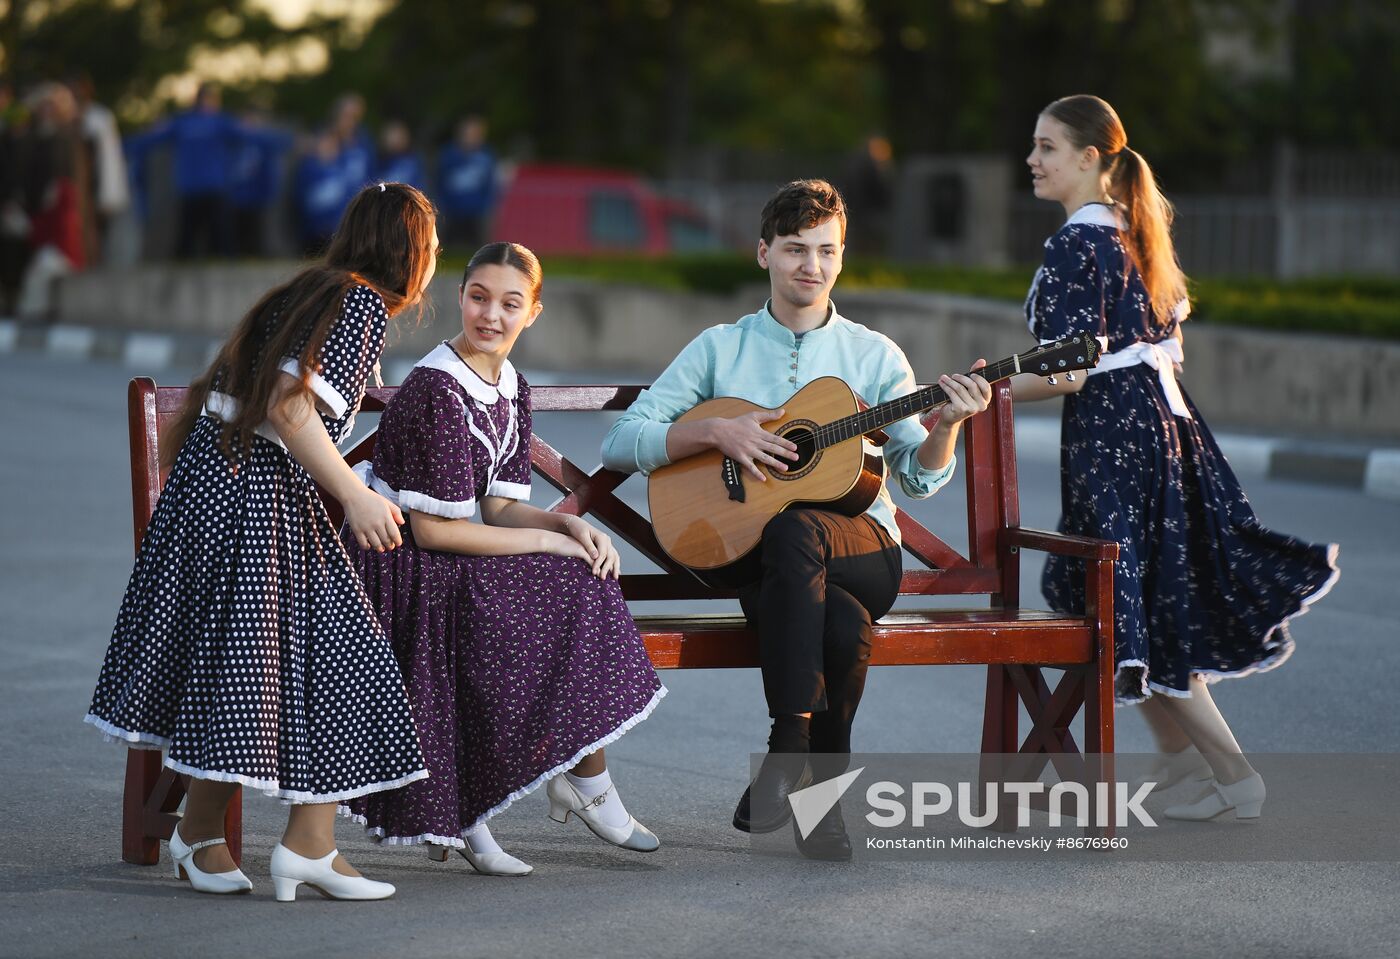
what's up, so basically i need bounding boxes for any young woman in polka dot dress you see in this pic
[343,243,665,875]
[86,183,439,900]
[1013,96,1338,822]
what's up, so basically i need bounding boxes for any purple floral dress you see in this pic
[343,343,665,846]
[1028,203,1339,703]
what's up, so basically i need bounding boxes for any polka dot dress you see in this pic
[343,345,664,846]
[86,285,428,802]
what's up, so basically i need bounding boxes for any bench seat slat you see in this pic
[637,609,1094,669]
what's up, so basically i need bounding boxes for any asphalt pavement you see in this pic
[1,352,1397,959]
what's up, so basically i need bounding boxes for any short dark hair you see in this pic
[759,179,847,244]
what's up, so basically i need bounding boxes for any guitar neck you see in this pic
[813,354,1022,450]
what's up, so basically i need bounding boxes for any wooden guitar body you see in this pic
[646,334,1101,575]
[647,377,886,570]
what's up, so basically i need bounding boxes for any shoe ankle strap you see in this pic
[186,837,228,853]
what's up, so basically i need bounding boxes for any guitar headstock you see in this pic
[1018,333,1101,379]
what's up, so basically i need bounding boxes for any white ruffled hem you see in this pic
[340,684,668,847]
[1116,543,1339,704]
[84,713,429,804]
[486,480,531,501]
[85,712,170,750]
[399,488,476,519]
[352,462,477,519]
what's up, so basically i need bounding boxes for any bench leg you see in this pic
[121,753,245,867]
[121,749,163,865]
[979,666,1020,831]
[224,788,243,865]
[980,664,1018,753]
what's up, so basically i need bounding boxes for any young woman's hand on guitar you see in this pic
[932,359,993,429]
[559,515,622,579]
[708,409,799,481]
[344,486,405,552]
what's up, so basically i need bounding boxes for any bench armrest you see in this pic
[1003,526,1118,562]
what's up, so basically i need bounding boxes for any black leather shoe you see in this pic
[794,800,853,862]
[732,755,812,834]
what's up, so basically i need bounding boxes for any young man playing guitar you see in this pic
[601,179,991,860]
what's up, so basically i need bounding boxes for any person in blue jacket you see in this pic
[294,132,348,256]
[375,120,424,189]
[437,115,498,249]
[128,83,246,259]
[229,107,293,257]
[330,94,374,196]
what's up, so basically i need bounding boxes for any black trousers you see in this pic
[739,509,902,753]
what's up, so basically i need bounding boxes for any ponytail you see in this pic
[1110,147,1187,328]
[1043,95,1189,329]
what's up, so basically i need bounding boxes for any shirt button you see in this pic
[789,376,797,383]
[791,351,798,358]
[790,363,798,370]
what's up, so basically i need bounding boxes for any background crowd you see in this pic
[0,77,500,317]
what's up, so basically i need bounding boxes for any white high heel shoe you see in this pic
[168,826,253,894]
[1164,773,1266,821]
[427,843,533,876]
[546,775,660,852]
[269,844,396,902]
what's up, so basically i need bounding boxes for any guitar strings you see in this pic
[810,355,1020,450]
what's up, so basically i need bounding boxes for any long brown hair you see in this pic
[1043,95,1188,327]
[162,182,437,468]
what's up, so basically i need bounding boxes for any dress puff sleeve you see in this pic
[377,372,478,519]
[1028,229,1107,343]
[281,284,389,419]
[486,376,532,501]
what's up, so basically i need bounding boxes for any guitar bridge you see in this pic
[721,457,746,503]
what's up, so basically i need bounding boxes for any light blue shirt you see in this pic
[600,301,955,544]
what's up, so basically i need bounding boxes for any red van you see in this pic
[489,164,721,255]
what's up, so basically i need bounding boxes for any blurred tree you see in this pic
[2,0,340,122]
[6,0,1398,181]
[275,0,878,170]
[1289,0,1400,147]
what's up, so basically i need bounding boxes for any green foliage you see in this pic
[8,0,1400,180]
[4,0,340,124]
[468,252,1400,339]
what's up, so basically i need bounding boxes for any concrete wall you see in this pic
[55,264,1400,442]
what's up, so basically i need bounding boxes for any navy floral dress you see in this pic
[1026,203,1339,703]
[343,343,665,847]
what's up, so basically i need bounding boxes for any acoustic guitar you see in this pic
[647,333,1101,572]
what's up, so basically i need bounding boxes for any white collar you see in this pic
[1064,202,1124,230]
[415,342,518,404]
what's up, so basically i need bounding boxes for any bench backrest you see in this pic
[128,379,1023,607]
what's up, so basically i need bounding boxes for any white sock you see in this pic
[565,768,631,829]
[463,823,502,855]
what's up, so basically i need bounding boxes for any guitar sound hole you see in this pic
[774,424,818,478]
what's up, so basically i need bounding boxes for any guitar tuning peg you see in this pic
[1046,375,1058,386]
[1065,372,1076,382]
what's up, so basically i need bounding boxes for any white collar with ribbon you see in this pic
[414,342,519,405]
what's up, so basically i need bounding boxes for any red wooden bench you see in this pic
[120,376,1118,864]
